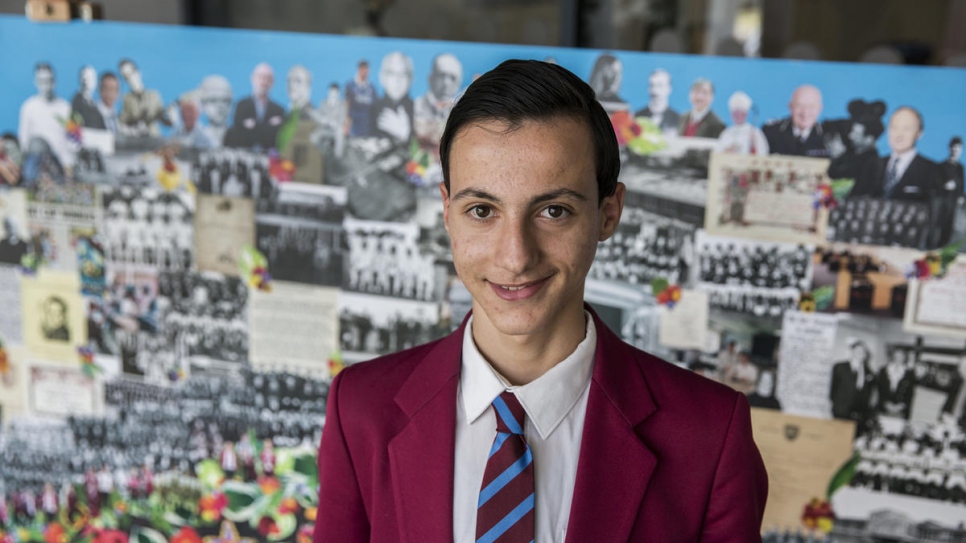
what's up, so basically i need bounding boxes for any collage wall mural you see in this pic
[1,15,966,543]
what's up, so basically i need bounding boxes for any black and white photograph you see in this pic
[256,183,345,287]
[101,185,195,270]
[590,206,696,287]
[696,230,813,317]
[0,188,29,266]
[86,264,159,359]
[338,291,445,363]
[191,148,276,201]
[155,271,249,377]
[343,217,444,302]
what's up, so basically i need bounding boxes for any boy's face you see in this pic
[442,116,623,340]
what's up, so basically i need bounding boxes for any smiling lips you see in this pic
[488,276,551,301]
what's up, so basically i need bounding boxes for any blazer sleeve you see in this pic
[700,393,769,543]
[313,370,371,543]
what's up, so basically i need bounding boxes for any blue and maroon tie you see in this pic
[476,391,535,543]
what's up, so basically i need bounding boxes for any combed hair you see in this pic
[439,59,620,204]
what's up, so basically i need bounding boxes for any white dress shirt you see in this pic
[887,148,918,185]
[454,313,596,543]
[18,95,75,167]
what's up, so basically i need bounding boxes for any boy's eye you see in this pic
[470,205,491,219]
[541,205,568,219]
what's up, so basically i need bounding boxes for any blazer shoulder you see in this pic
[332,337,449,406]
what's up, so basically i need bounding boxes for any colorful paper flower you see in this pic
[801,497,835,533]
[63,117,83,145]
[328,351,345,379]
[297,525,314,543]
[812,183,837,210]
[798,292,816,312]
[0,340,9,377]
[651,278,682,309]
[78,346,103,378]
[199,493,228,523]
[257,476,281,496]
[279,497,299,515]
[171,527,204,543]
[906,243,962,280]
[268,151,296,182]
[239,246,272,292]
[43,523,67,543]
[304,506,317,522]
[93,529,128,543]
[609,111,666,154]
[256,516,279,537]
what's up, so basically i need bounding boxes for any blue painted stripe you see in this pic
[493,396,523,435]
[488,432,510,459]
[476,493,535,543]
[477,447,533,507]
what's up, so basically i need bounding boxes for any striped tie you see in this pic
[476,391,534,543]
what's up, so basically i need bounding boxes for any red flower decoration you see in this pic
[257,516,280,537]
[172,527,203,543]
[93,529,129,543]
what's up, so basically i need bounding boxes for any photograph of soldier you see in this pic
[678,78,725,138]
[762,84,829,157]
[761,85,828,157]
[633,68,679,135]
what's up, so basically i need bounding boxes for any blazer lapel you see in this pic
[566,310,658,543]
[388,321,464,543]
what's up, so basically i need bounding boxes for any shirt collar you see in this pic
[890,148,917,166]
[689,107,709,123]
[793,125,812,140]
[460,311,597,440]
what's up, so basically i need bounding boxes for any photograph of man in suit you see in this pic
[678,78,725,139]
[70,65,104,129]
[225,63,286,150]
[937,136,964,246]
[633,68,679,135]
[762,85,829,158]
[96,72,120,135]
[849,106,940,204]
[314,60,767,543]
[41,296,70,342]
[829,338,877,423]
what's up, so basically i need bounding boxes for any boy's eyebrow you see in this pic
[449,188,588,205]
[450,188,501,203]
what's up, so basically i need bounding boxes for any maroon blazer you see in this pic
[314,309,768,542]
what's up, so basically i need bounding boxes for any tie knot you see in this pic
[493,391,526,435]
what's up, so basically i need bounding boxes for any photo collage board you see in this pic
[1,15,966,542]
